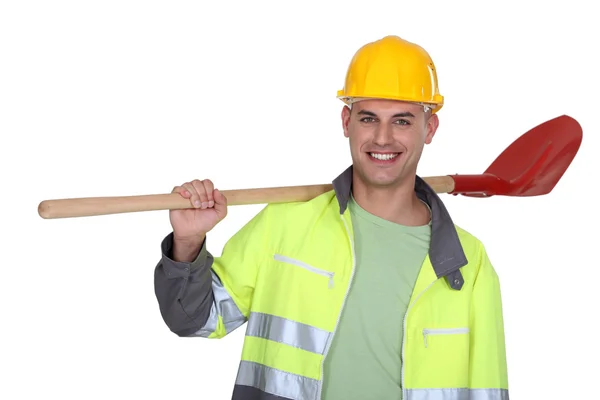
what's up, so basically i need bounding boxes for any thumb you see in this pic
[213,189,228,218]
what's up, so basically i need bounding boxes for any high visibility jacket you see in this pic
[154,166,510,400]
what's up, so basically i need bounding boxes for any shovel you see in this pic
[37,115,583,219]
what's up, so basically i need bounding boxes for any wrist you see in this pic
[172,233,206,263]
[173,232,206,245]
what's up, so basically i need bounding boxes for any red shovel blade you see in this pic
[450,115,583,197]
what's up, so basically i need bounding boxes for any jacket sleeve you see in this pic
[469,243,510,398]
[154,205,271,338]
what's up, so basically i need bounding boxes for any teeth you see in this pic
[370,152,399,160]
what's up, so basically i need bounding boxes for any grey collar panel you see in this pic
[332,165,467,290]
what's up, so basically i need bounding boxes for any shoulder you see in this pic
[453,224,499,279]
[258,190,340,239]
[454,224,492,264]
[454,224,483,248]
[262,189,338,219]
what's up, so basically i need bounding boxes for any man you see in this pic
[154,35,510,400]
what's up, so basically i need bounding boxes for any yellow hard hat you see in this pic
[337,35,444,113]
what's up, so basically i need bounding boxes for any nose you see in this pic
[373,124,394,146]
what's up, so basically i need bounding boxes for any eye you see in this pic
[394,119,411,125]
[360,117,376,123]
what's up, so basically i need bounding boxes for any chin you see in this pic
[352,152,414,186]
[367,175,403,188]
[357,168,404,188]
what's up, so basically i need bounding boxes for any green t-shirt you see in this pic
[322,196,431,399]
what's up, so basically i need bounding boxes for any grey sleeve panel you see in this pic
[153,232,215,337]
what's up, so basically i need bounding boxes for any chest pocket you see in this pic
[273,254,335,289]
[422,327,469,348]
[405,325,471,388]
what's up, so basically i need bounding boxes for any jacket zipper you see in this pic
[273,254,335,289]
[316,214,357,399]
[422,327,469,348]
[401,279,436,400]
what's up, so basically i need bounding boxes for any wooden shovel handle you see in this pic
[37,176,455,219]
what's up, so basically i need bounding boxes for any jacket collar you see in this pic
[332,165,467,290]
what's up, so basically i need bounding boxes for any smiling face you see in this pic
[342,98,439,189]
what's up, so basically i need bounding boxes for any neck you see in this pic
[351,174,430,226]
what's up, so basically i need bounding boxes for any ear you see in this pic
[424,113,439,145]
[341,106,351,138]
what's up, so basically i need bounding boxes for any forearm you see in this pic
[154,232,214,337]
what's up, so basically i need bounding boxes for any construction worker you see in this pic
[153,35,510,400]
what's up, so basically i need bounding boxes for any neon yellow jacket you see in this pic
[154,166,510,400]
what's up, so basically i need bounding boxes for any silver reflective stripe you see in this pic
[236,360,319,400]
[191,270,246,337]
[405,388,509,400]
[246,312,332,354]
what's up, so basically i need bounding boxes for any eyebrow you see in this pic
[357,110,415,118]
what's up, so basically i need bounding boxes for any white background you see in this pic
[2,1,599,399]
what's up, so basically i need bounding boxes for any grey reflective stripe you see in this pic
[191,270,246,337]
[246,312,332,354]
[236,360,319,400]
[406,388,509,400]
